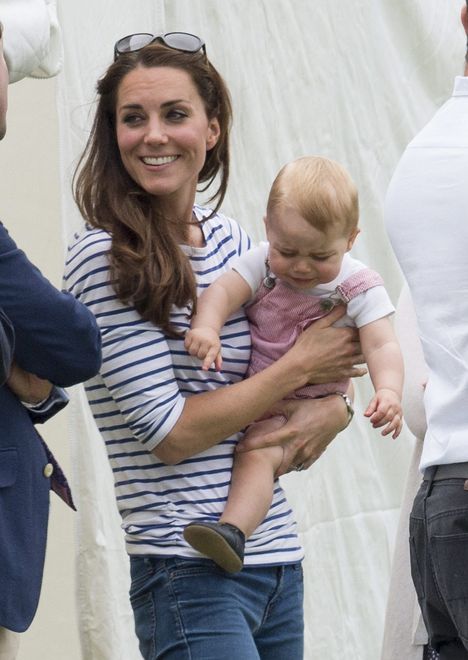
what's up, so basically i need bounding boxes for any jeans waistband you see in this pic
[423,462,468,481]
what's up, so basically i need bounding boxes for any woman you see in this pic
[64,32,364,659]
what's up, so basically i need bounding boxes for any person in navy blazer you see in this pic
[0,308,13,385]
[0,10,102,654]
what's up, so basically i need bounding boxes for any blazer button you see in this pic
[43,463,54,478]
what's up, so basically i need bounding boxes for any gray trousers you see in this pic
[410,466,468,659]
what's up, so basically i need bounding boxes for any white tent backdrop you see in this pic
[55,1,463,658]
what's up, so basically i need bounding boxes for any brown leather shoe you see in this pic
[183,521,245,574]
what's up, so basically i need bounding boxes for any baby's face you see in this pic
[265,205,357,289]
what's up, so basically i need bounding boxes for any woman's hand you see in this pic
[289,305,367,384]
[7,362,53,404]
[156,307,363,464]
[236,394,350,476]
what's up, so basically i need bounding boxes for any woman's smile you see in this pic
[116,66,220,212]
[141,154,179,166]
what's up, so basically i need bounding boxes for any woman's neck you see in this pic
[152,194,205,247]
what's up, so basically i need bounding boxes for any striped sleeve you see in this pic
[64,228,185,450]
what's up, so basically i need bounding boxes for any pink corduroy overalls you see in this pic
[246,266,384,398]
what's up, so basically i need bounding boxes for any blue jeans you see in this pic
[129,557,304,660]
[410,474,468,658]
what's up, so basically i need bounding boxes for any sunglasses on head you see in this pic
[113,31,206,61]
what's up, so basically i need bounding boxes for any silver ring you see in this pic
[294,462,305,472]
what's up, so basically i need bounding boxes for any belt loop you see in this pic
[423,466,437,505]
[424,466,436,492]
[422,467,436,542]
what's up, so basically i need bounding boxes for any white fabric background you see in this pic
[1,0,62,82]
[55,1,463,658]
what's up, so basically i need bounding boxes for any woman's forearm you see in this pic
[155,307,364,463]
[155,348,310,463]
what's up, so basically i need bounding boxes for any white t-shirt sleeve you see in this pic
[230,242,269,299]
[346,284,395,328]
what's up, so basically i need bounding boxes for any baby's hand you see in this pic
[364,388,402,439]
[184,327,222,371]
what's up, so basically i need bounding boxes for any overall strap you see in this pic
[320,268,384,312]
[336,268,384,302]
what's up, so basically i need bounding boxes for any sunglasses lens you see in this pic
[163,32,204,53]
[115,33,154,55]
[114,31,205,60]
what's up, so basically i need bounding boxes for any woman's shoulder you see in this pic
[66,225,111,264]
[68,224,111,251]
[194,205,252,254]
[194,204,238,228]
[64,225,112,287]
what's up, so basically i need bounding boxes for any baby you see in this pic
[183,156,403,572]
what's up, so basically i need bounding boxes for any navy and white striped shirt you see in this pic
[64,206,303,565]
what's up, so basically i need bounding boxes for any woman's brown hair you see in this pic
[73,44,232,336]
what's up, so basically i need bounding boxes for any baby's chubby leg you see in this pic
[221,416,286,538]
[183,416,285,573]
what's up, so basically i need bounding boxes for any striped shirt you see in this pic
[64,206,303,565]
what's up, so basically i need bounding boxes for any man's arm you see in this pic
[0,305,14,385]
[6,362,69,423]
[0,223,101,386]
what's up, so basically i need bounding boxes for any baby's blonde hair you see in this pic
[267,156,359,236]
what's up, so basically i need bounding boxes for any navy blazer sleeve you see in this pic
[25,386,69,424]
[0,306,14,385]
[0,222,101,386]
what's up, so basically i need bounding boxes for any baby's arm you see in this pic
[185,269,252,370]
[359,317,404,438]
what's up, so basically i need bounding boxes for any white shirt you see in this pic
[233,244,394,328]
[385,76,468,470]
